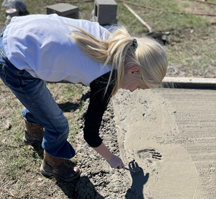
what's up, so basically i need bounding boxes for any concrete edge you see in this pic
[162,77,216,90]
[47,77,216,89]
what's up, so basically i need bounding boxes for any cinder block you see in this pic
[94,0,117,25]
[46,3,79,19]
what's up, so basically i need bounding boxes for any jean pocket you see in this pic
[16,69,32,78]
[16,69,39,87]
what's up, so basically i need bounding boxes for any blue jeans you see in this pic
[0,27,75,159]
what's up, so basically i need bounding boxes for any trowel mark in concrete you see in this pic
[156,88,216,199]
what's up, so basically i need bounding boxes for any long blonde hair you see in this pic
[70,26,168,95]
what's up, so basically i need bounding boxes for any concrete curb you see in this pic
[162,77,216,90]
[47,77,216,90]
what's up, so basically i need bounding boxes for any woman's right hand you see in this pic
[107,154,125,169]
[92,142,125,169]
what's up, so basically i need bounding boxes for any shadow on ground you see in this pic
[58,102,80,112]
[58,90,90,112]
[125,161,149,199]
[56,176,104,199]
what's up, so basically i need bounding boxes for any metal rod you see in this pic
[124,167,136,173]
[124,3,152,33]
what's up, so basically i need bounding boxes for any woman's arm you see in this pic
[93,142,125,169]
[83,71,124,168]
[83,71,115,147]
[93,142,113,161]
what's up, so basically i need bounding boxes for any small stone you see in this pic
[38,177,43,181]
[113,188,119,193]
[27,145,33,150]
[5,121,12,130]
[1,139,7,144]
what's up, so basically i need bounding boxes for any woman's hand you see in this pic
[107,154,125,169]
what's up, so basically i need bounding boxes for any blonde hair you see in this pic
[69,26,168,95]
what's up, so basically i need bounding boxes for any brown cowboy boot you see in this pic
[40,151,80,182]
[24,119,44,144]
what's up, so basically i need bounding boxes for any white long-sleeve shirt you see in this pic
[3,14,111,85]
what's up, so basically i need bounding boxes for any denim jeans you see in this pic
[0,27,75,159]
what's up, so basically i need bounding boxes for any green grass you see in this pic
[117,0,212,33]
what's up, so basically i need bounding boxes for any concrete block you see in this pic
[46,3,79,19]
[94,0,117,25]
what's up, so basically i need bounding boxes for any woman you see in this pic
[0,14,168,181]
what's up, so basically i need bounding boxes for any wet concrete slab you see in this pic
[113,88,216,199]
